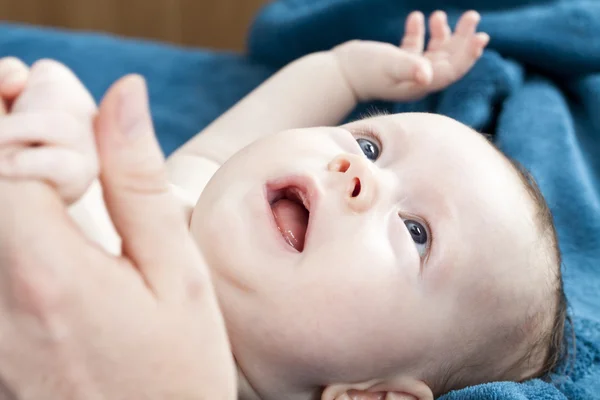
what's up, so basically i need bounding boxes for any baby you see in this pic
[0,10,567,400]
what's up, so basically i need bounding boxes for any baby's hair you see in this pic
[506,160,574,382]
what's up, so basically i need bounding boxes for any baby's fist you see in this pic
[0,59,99,204]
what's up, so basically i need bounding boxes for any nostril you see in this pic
[351,178,361,197]
[338,159,351,173]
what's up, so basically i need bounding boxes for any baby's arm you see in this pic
[168,10,488,202]
[166,51,359,205]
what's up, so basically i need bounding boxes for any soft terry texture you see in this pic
[1,0,600,398]
[0,23,275,156]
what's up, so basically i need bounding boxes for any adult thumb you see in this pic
[95,75,194,297]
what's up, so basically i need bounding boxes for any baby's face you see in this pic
[191,113,545,398]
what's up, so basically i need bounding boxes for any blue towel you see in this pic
[1,0,599,397]
[0,23,275,156]
[248,1,600,398]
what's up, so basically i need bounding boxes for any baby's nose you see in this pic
[327,154,377,213]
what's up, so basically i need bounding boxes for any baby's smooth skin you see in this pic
[0,10,559,400]
[194,113,551,400]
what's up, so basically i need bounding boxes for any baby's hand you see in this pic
[0,58,98,204]
[333,10,489,102]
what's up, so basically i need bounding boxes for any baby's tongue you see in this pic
[271,199,308,251]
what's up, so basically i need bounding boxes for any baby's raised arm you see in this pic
[168,10,488,203]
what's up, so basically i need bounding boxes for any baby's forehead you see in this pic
[362,114,535,234]
[346,113,506,167]
[346,112,526,190]
[347,112,476,139]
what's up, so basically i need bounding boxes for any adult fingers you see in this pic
[94,75,200,298]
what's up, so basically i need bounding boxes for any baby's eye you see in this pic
[356,138,380,161]
[404,220,428,257]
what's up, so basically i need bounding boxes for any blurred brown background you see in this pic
[0,0,270,50]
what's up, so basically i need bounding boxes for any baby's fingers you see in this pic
[401,11,425,54]
[0,111,98,204]
[454,10,481,37]
[473,32,490,56]
[0,112,85,147]
[0,58,29,115]
[447,30,489,68]
[427,11,451,52]
[0,147,93,204]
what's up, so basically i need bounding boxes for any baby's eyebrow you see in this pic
[357,108,390,121]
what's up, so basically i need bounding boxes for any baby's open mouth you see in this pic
[267,185,310,252]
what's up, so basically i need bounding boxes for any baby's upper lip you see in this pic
[266,175,319,211]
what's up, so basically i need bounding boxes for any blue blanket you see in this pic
[1,0,599,398]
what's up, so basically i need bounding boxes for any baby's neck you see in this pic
[236,362,318,400]
[236,363,262,400]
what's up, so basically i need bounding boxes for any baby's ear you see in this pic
[322,378,433,400]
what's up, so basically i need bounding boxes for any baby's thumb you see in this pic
[393,53,433,85]
[95,75,190,296]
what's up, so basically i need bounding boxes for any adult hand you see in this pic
[0,75,236,400]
